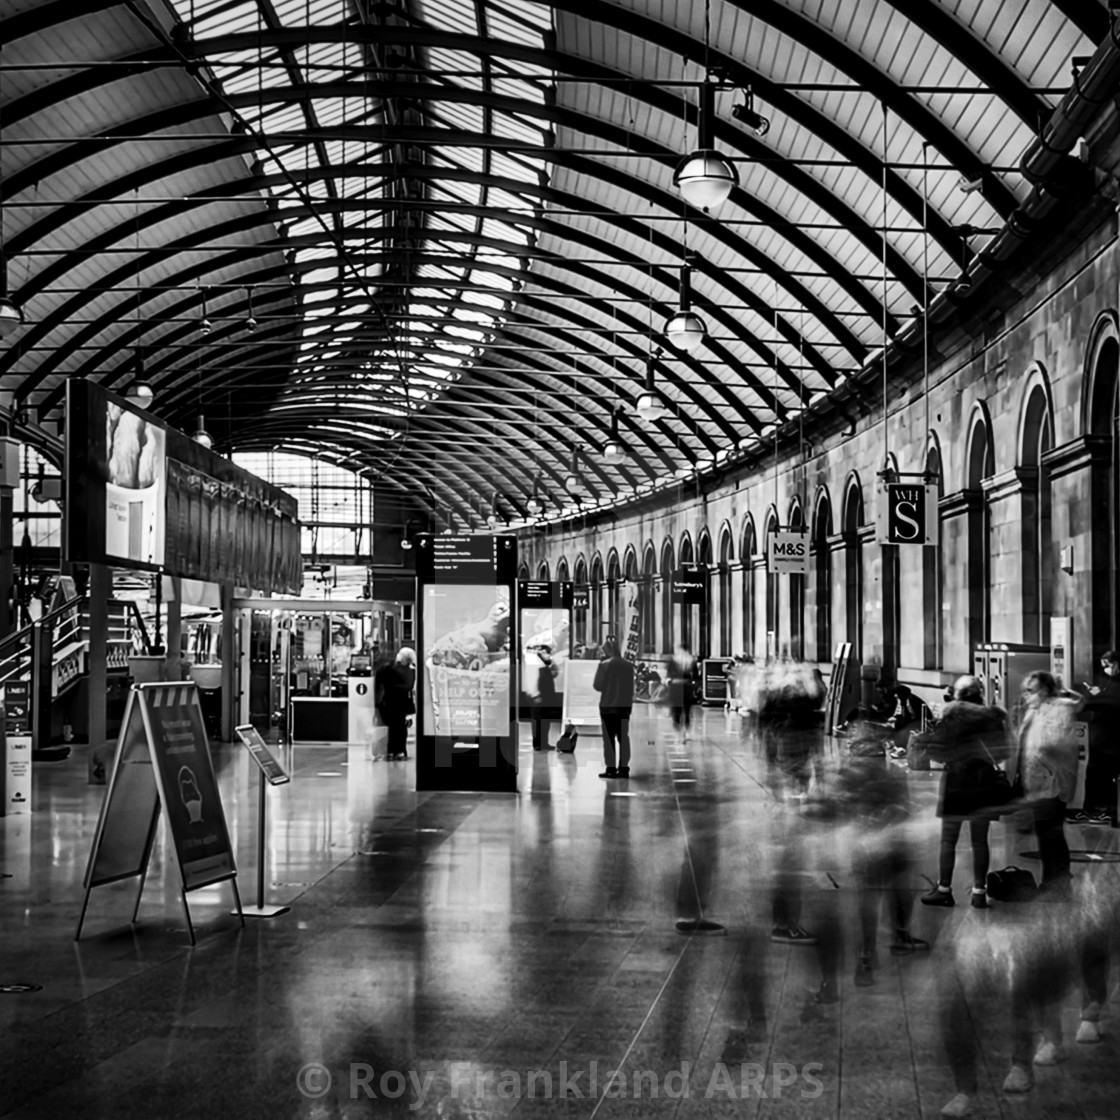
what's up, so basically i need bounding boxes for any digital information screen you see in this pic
[415,535,518,793]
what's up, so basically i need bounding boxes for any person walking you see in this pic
[914,675,1011,910]
[1074,649,1120,825]
[1008,670,1080,892]
[667,644,698,743]
[593,638,635,778]
[523,643,560,751]
[375,647,417,760]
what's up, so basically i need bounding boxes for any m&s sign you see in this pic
[876,483,938,545]
[767,530,809,574]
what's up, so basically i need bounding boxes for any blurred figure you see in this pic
[1073,648,1120,825]
[834,747,927,986]
[913,674,1011,909]
[1008,670,1080,893]
[375,646,416,760]
[759,660,827,947]
[667,645,699,742]
[593,638,635,778]
[523,643,559,751]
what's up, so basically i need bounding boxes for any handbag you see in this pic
[556,722,578,753]
[951,741,1016,818]
[986,865,1038,902]
[906,730,930,771]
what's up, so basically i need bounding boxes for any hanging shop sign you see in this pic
[767,530,809,574]
[672,565,707,605]
[876,482,938,545]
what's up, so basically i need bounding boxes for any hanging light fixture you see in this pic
[526,472,545,515]
[485,490,502,528]
[636,353,668,421]
[602,408,625,462]
[199,287,212,335]
[0,251,23,339]
[563,448,588,499]
[126,348,154,408]
[665,259,706,351]
[673,81,739,213]
[245,286,257,332]
[192,415,213,449]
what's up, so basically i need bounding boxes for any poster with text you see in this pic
[422,585,511,738]
[104,400,168,567]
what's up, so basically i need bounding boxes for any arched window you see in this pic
[741,518,756,658]
[697,531,712,657]
[660,539,675,654]
[556,557,570,583]
[678,535,694,650]
[718,527,733,657]
[763,509,778,658]
[573,556,588,645]
[641,545,657,653]
[813,492,833,662]
[923,442,944,668]
[590,553,605,645]
[606,550,622,638]
[842,480,863,659]
[966,413,995,645]
[537,559,550,581]
[517,562,530,580]
[788,502,805,661]
[1087,325,1120,653]
[1021,382,1055,647]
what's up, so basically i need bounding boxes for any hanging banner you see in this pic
[767,530,809,574]
[876,482,938,545]
[622,583,642,663]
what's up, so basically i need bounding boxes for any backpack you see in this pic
[556,722,579,753]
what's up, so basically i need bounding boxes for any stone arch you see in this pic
[1018,368,1055,646]
[641,541,657,654]
[555,556,570,583]
[717,521,734,656]
[1083,310,1119,439]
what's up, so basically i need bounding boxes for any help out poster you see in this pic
[144,687,234,890]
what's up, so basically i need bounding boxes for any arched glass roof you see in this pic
[0,0,1107,526]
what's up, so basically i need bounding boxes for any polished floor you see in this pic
[1,706,1118,1119]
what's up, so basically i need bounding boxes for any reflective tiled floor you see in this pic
[1,707,1118,1118]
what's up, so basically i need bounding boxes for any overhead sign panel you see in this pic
[767,530,809,574]
[876,482,938,545]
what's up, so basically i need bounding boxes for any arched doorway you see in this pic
[965,413,994,646]
[590,554,605,647]
[606,550,622,639]
[573,556,588,646]
[678,535,694,650]
[697,531,712,657]
[741,519,756,658]
[788,501,805,661]
[1021,382,1054,646]
[641,545,657,654]
[923,442,944,669]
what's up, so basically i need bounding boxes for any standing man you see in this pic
[1074,649,1120,825]
[593,638,635,779]
[524,643,559,751]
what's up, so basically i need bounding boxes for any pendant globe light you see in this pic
[673,81,738,213]
[636,353,667,421]
[192,416,213,449]
[563,448,588,500]
[602,408,625,462]
[665,259,706,351]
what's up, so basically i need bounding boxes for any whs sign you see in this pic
[876,482,938,545]
[767,530,809,574]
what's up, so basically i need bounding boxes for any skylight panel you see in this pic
[417,0,479,35]
[193,3,261,37]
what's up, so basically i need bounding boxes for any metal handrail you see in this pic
[126,601,154,654]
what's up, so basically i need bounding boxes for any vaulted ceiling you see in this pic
[0,0,1108,529]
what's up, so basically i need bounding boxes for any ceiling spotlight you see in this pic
[665,261,706,351]
[673,82,738,212]
[245,286,257,331]
[731,88,770,136]
[636,354,668,421]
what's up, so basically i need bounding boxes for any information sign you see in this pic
[77,682,241,942]
[1,730,31,815]
[234,724,290,786]
[672,566,706,605]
